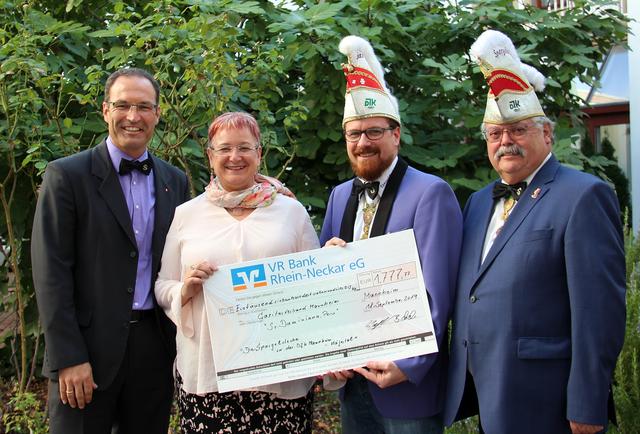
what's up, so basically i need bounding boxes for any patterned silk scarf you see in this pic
[204,173,295,209]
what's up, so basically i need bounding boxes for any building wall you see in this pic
[602,124,630,177]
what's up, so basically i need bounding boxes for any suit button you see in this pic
[463,340,468,347]
[130,251,137,258]
[126,287,133,294]
[470,295,477,303]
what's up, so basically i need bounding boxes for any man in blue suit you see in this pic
[444,30,626,434]
[321,35,462,434]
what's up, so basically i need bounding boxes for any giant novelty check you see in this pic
[203,229,437,393]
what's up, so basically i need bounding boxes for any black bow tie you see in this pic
[353,179,380,200]
[492,181,527,201]
[119,158,153,176]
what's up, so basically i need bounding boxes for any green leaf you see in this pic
[422,58,445,72]
[304,3,344,22]
[225,1,265,15]
[440,79,460,92]
[452,177,491,191]
[88,29,117,38]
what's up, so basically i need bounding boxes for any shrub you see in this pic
[611,225,640,433]
[1,385,47,434]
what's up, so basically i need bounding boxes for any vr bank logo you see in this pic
[231,264,268,291]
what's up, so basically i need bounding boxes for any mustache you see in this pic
[353,146,379,156]
[495,145,525,160]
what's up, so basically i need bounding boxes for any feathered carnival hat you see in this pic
[470,30,546,125]
[339,35,401,126]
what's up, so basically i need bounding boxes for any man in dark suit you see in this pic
[444,30,626,434]
[321,35,462,434]
[32,68,190,434]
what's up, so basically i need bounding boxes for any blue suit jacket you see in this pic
[444,156,626,433]
[320,163,462,418]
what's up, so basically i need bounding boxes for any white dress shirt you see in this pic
[482,152,552,262]
[353,156,398,240]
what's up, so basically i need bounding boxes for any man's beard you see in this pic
[350,151,395,181]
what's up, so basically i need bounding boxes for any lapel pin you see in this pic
[531,187,541,199]
[165,187,169,192]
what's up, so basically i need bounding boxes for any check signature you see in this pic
[365,310,417,330]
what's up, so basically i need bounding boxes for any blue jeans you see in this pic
[341,375,443,434]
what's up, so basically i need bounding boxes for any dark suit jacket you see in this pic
[444,156,626,433]
[32,140,189,389]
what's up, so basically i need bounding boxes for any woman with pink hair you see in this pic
[156,112,318,433]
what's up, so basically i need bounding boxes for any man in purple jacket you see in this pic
[320,35,462,434]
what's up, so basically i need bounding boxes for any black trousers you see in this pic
[455,371,485,434]
[47,316,174,434]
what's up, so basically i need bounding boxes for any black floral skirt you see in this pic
[176,371,314,434]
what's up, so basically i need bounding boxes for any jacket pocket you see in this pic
[517,336,570,359]
[518,228,553,243]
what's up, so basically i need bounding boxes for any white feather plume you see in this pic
[470,29,519,63]
[339,35,390,93]
[520,63,546,92]
[470,29,545,92]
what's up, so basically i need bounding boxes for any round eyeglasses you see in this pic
[209,145,259,156]
[106,101,158,113]
[483,125,535,143]
[344,127,395,143]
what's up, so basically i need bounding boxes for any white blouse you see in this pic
[155,193,320,398]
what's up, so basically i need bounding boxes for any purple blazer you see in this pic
[320,160,462,418]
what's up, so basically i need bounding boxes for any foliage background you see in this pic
[0,0,635,432]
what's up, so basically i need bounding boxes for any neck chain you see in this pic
[501,197,516,221]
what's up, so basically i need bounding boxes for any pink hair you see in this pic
[208,112,261,146]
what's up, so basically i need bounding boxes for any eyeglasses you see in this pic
[344,127,395,143]
[106,101,158,113]
[484,124,535,143]
[209,145,259,156]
